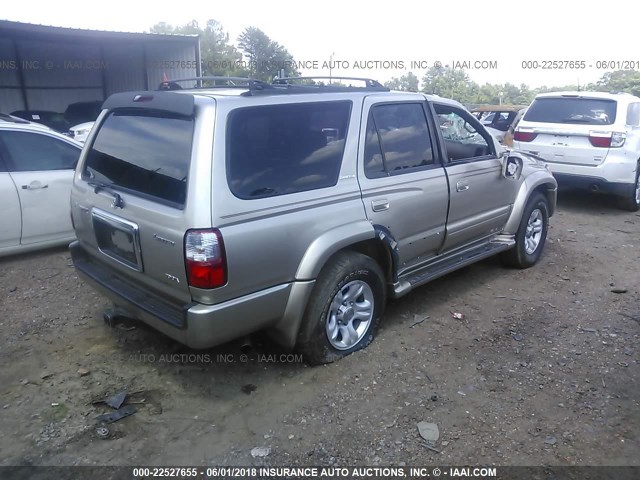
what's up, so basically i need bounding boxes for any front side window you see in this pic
[434,104,493,162]
[364,103,434,178]
[227,101,351,199]
[0,131,79,172]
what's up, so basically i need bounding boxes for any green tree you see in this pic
[533,84,581,96]
[421,66,478,104]
[150,19,247,77]
[385,72,420,92]
[595,70,640,96]
[237,27,299,81]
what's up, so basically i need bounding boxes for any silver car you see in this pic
[69,77,557,364]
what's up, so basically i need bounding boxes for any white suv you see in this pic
[513,91,640,211]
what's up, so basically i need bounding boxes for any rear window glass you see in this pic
[83,110,193,208]
[227,101,351,199]
[524,97,617,125]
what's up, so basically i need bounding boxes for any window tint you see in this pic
[363,111,385,178]
[228,101,351,199]
[83,110,194,208]
[368,103,433,175]
[524,97,617,125]
[434,104,493,161]
[0,131,80,172]
[626,103,640,126]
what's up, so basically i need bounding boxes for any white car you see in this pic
[513,91,640,211]
[0,114,82,256]
[68,121,95,143]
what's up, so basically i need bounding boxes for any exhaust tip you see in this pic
[240,336,253,354]
[103,307,135,329]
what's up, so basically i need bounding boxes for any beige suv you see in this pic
[70,77,557,364]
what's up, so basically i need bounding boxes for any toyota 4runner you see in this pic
[70,77,557,364]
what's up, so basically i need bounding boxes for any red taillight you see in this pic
[514,130,538,142]
[588,131,626,148]
[184,229,227,289]
[588,131,612,148]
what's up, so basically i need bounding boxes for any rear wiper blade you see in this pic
[560,117,593,123]
[87,180,112,194]
[87,181,125,208]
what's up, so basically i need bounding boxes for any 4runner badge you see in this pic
[164,274,180,283]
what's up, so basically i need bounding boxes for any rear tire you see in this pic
[297,251,386,365]
[617,166,640,212]
[501,192,549,269]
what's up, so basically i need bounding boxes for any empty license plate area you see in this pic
[92,209,143,271]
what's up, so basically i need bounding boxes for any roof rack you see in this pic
[158,75,389,96]
[158,76,273,92]
[273,76,388,91]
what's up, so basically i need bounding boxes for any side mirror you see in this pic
[502,155,523,181]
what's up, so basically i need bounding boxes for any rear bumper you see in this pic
[530,149,637,189]
[70,241,294,349]
[552,173,635,197]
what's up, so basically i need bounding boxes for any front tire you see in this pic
[617,166,640,212]
[297,251,386,365]
[501,192,549,269]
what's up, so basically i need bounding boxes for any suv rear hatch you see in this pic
[514,95,620,166]
[71,92,209,315]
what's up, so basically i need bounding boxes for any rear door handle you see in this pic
[371,199,390,212]
[456,181,469,192]
[22,182,49,190]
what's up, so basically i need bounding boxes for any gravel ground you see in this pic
[0,189,638,467]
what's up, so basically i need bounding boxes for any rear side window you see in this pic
[83,110,194,208]
[524,97,617,125]
[227,101,351,199]
[364,103,434,178]
[626,103,640,126]
[0,131,79,171]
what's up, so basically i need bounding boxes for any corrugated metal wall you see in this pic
[0,28,198,115]
[0,39,23,112]
[145,42,198,89]
[103,43,146,95]
[16,39,104,111]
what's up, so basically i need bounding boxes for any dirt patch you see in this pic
[0,189,638,466]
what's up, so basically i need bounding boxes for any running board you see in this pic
[392,239,515,298]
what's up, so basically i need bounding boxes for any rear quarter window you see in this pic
[524,97,617,125]
[626,102,640,126]
[83,110,194,208]
[227,101,351,199]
